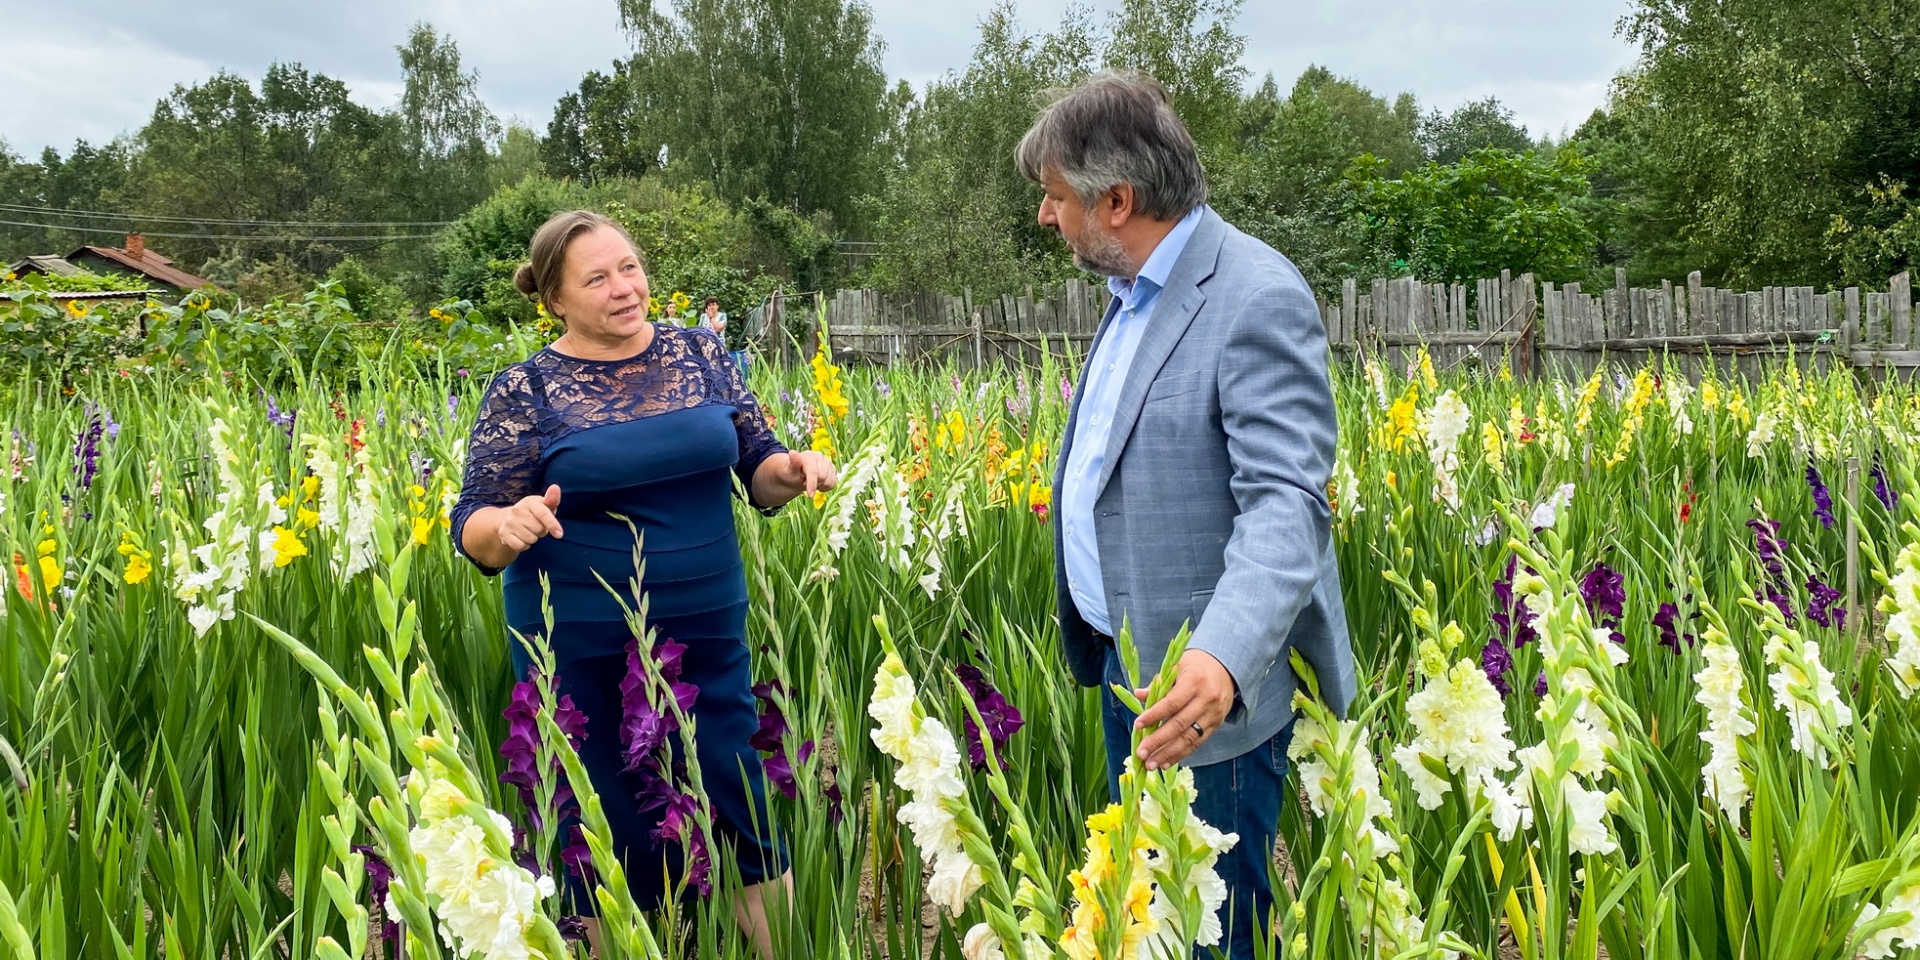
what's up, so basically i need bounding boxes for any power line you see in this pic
[0,217,438,242]
[0,201,455,229]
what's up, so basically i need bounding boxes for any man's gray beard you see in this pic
[1072,222,1134,278]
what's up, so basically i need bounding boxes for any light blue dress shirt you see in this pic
[1061,207,1204,637]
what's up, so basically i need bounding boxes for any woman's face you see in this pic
[549,226,650,345]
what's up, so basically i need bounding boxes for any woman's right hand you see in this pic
[498,485,565,553]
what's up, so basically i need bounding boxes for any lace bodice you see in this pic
[451,325,786,568]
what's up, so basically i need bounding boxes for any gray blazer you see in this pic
[1051,208,1356,766]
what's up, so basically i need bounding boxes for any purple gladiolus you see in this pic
[72,404,107,492]
[751,679,816,800]
[1748,519,1787,579]
[954,662,1025,770]
[1580,563,1626,622]
[447,394,460,418]
[1061,375,1074,404]
[1873,456,1900,510]
[262,393,296,436]
[352,844,400,946]
[1532,671,1548,697]
[876,378,891,399]
[762,740,815,801]
[499,674,588,829]
[1653,602,1695,654]
[557,916,588,942]
[1480,635,1514,698]
[1806,461,1836,528]
[1492,555,1539,648]
[1806,577,1846,629]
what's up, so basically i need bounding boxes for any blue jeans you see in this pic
[1103,648,1291,960]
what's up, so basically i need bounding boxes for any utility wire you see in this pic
[0,201,454,229]
[0,217,438,242]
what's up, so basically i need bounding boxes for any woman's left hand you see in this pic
[775,450,838,497]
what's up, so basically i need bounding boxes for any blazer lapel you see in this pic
[1093,210,1227,497]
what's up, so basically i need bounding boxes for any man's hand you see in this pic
[498,484,564,553]
[1132,649,1237,770]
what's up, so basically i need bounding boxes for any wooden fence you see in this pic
[776,270,1918,381]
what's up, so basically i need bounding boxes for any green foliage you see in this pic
[1589,0,1920,285]
[1348,147,1598,285]
[432,175,786,326]
[323,257,413,321]
[0,270,152,294]
[1419,96,1533,165]
[1829,179,1920,286]
[857,3,1096,295]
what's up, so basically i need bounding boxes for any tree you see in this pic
[1348,148,1597,285]
[858,2,1098,294]
[1102,0,1247,158]
[395,23,501,221]
[1595,0,1920,285]
[1285,66,1424,176]
[1420,96,1532,164]
[606,0,892,228]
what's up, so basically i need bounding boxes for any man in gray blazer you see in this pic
[1020,72,1356,959]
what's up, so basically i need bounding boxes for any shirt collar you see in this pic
[1106,206,1205,307]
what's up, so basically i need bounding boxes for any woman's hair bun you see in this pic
[512,263,539,298]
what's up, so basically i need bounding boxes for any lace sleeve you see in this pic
[450,365,546,575]
[694,329,788,508]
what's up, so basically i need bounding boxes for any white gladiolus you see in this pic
[1665,378,1694,434]
[811,443,886,582]
[1528,483,1577,531]
[1139,766,1240,953]
[1335,457,1364,519]
[1747,409,1779,457]
[1393,659,1530,840]
[1694,637,1757,825]
[406,772,554,960]
[1764,632,1853,768]
[1856,884,1920,958]
[1289,714,1398,857]
[868,651,983,917]
[1561,779,1619,856]
[1424,391,1472,511]
[962,923,1007,960]
[1878,543,1920,698]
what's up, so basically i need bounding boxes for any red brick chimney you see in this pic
[125,233,145,260]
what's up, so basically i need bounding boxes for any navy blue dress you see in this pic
[451,325,788,906]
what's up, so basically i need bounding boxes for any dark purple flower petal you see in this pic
[1748,518,1788,580]
[1807,461,1837,529]
[1872,456,1899,510]
[1806,577,1846,630]
[1653,602,1695,654]
[558,916,588,942]
[1533,671,1548,698]
[1480,635,1513,697]
[1579,563,1626,623]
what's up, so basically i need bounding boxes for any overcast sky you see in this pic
[1,0,1638,159]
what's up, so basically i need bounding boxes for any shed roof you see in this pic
[69,245,212,292]
[6,255,88,278]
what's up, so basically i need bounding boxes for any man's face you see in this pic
[1037,171,1132,278]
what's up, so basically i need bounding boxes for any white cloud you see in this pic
[2,0,1638,157]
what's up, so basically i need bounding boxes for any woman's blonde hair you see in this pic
[511,210,638,317]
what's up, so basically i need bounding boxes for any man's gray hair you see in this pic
[1015,71,1208,220]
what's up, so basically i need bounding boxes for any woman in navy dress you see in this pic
[451,210,835,956]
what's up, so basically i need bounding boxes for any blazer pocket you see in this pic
[1144,373,1202,404]
[1190,588,1215,626]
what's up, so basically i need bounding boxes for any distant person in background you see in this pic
[702,296,750,373]
[662,298,684,326]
